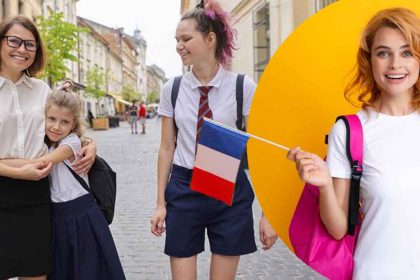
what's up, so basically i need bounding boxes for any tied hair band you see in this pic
[196,0,204,9]
[196,0,217,20]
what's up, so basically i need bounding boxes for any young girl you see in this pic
[288,8,420,279]
[4,88,126,279]
[150,0,277,279]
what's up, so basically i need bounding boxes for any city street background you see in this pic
[87,119,325,280]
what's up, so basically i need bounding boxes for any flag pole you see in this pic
[204,118,290,151]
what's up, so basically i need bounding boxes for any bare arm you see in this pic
[245,116,279,248]
[151,116,176,236]
[0,161,52,180]
[288,148,350,240]
[37,145,74,164]
[319,177,350,239]
[0,145,73,168]
[72,140,97,175]
[0,158,35,168]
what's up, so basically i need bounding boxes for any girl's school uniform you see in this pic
[0,75,51,279]
[49,133,125,280]
[158,66,257,257]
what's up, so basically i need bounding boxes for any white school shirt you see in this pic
[326,110,420,279]
[0,75,50,159]
[158,66,256,169]
[49,133,89,203]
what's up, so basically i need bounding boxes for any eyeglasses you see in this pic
[3,36,39,52]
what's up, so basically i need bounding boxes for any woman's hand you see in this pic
[150,205,167,236]
[287,147,332,189]
[73,142,96,175]
[16,161,52,180]
[259,214,278,250]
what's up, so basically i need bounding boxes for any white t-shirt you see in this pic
[49,133,89,203]
[0,75,50,159]
[327,110,420,279]
[158,65,255,169]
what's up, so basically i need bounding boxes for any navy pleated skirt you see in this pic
[0,176,51,279]
[50,194,125,280]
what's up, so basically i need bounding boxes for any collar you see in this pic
[15,74,33,88]
[0,74,33,88]
[187,64,225,90]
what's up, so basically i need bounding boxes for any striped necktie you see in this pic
[197,86,213,143]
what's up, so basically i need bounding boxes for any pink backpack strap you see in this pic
[336,114,363,235]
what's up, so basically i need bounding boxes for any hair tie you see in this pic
[196,0,204,9]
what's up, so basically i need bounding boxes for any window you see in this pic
[315,0,338,11]
[253,3,270,82]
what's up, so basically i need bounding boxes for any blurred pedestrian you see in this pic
[87,109,94,128]
[129,101,138,134]
[138,101,147,134]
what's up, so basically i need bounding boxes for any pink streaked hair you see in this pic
[181,0,237,65]
[204,0,236,65]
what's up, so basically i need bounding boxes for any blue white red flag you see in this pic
[190,119,249,205]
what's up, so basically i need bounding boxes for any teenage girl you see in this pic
[288,7,420,279]
[3,88,126,279]
[150,1,277,279]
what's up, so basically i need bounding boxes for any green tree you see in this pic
[85,66,106,99]
[122,85,139,103]
[146,91,158,104]
[37,12,87,85]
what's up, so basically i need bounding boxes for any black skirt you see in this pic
[0,176,51,279]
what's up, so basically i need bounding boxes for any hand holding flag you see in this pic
[190,118,289,205]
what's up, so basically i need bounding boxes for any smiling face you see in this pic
[371,27,420,99]
[45,104,75,144]
[175,19,215,66]
[0,24,36,80]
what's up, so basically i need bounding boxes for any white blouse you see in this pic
[0,75,50,159]
[158,66,256,169]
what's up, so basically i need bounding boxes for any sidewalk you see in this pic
[88,119,324,280]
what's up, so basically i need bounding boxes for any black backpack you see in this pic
[171,74,249,168]
[66,155,117,225]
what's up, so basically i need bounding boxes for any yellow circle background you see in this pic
[248,0,420,251]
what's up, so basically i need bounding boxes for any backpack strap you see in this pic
[236,74,245,131]
[64,164,91,194]
[336,114,363,236]
[171,76,183,143]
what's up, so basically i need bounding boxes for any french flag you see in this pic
[190,119,249,205]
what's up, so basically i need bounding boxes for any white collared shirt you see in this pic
[0,75,50,159]
[158,66,256,169]
[49,133,89,202]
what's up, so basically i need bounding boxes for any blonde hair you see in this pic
[345,7,420,108]
[46,86,85,139]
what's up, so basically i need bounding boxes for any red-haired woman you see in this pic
[288,8,420,279]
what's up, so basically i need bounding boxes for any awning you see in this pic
[106,93,132,105]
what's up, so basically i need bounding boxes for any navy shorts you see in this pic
[164,164,257,258]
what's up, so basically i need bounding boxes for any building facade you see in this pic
[146,64,167,102]
[78,18,141,113]
[43,0,79,82]
[180,0,337,81]
[128,29,148,102]
[0,0,42,22]
[226,0,338,81]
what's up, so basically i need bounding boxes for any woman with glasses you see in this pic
[0,16,95,280]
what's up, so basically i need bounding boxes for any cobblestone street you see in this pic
[87,119,324,280]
